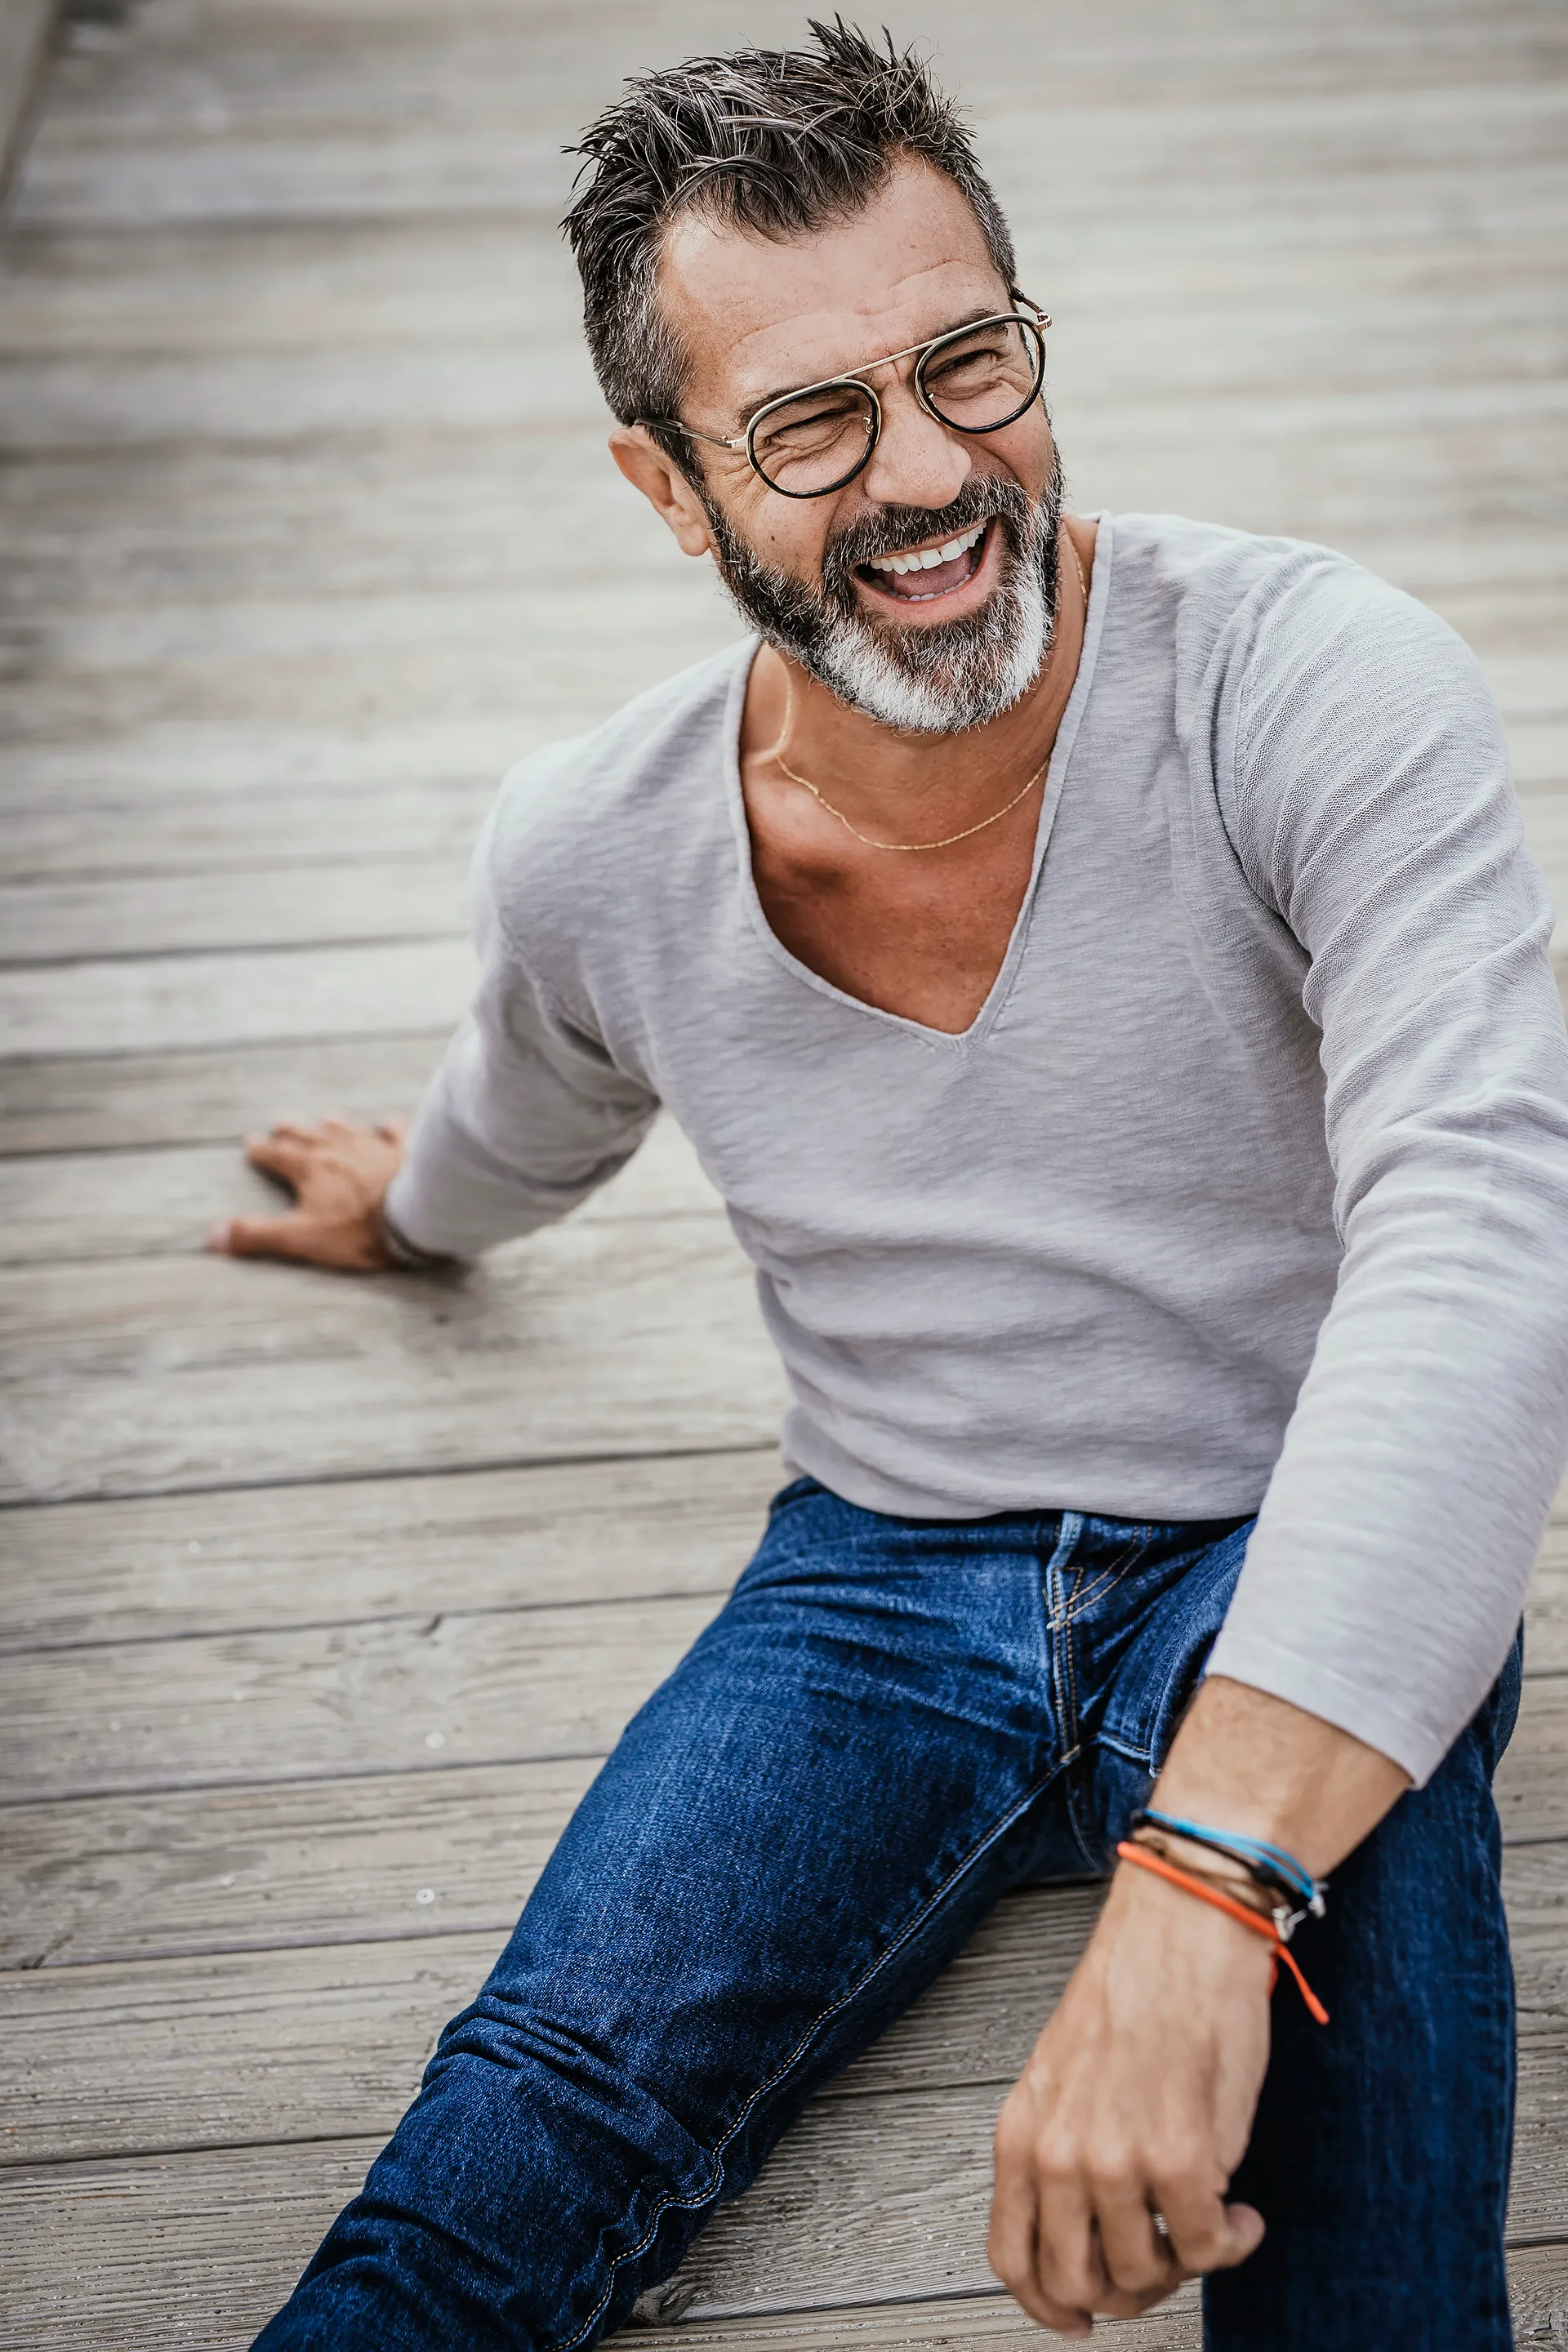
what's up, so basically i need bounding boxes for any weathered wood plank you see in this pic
[0,2046,1562,2330]
[2,1854,1564,2172]
[0,774,495,884]
[0,1111,719,1268]
[4,1526,1561,1808]
[0,597,733,781]
[0,1032,449,1154]
[0,1213,786,1503]
[0,0,55,198]
[0,1757,599,1971]
[0,2129,1560,2352]
[0,1590,725,1802]
[17,36,1568,238]
[2,1654,1561,1971]
[1530,1519,1568,1673]
[0,858,469,964]
[0,1671,1558,1967]
[0,935,475,1058]
[0,1441,768,1654]
[1497,1676,1568,1845]
[0,2139,383,2352]
[0,1426,1553,1661]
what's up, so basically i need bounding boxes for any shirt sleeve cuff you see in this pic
[1203,1624,1455,1788]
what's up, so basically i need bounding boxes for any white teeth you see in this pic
[868,520,986,577]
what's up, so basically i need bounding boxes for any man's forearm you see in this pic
[1152,1673,1410,1879]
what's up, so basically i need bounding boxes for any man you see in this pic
[228,23,1568,2350]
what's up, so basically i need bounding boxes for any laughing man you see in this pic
[230,24,1568,2350]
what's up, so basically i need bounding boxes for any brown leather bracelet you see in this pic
[1127,1829,1277,1921]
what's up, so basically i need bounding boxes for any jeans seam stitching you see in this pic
[542,1760,1067,2352]
[1053,1541,1143,1633]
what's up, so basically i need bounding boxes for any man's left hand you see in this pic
[988,1860,1272,2336]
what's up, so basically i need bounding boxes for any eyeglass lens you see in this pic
[748,317,1044,497]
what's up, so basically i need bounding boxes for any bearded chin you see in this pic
[702,459,1062,736]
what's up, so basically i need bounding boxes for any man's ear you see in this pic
[609,425,717,559]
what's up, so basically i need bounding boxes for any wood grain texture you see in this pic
[0,2146,1558,2352]
[2,2065,1563,2332]
[0,773,497,884]
[0,934,476,1058]
[0,1032,452,1155]
[0,858,470,963]
[0,1441,769,1653]
[0,1588,726,1802]
[4,1536,1563,1811]
[1,1631,1561,1971]
[0,1441,1554,1659]
[3,1857,1566,2173]
[1497,1677,1568,1844]
[0,1756,602,1971]
[0,1214,787,1503]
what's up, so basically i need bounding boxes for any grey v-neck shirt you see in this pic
[389,512,1568,1783]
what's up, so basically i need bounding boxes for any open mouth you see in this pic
[855,519,991,604]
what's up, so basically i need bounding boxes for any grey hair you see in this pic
[561,18,1018,469]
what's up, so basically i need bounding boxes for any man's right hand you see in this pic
[208,1115,408,1272]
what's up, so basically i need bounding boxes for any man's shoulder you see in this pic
[1109,510,1463,661]
[492,636,751,857]
[1109,510,1361,620]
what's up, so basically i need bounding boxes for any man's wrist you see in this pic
[1109,1851,1277,1976]
[377,1199,461,1271]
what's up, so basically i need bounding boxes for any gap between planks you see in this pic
[0,2113,1564,2350]
[0,1211,792,1505]
[2,1866,1566,2208]
[3,1718,1564,1972]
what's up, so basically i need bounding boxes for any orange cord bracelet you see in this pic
[1116,1840,1330,2025]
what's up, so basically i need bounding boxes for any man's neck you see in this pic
[742,515,1097,843]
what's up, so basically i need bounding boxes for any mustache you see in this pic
[821,478,1035,608]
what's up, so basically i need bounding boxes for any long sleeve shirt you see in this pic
[386,511,1568,1784]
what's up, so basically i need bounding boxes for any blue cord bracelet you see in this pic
[1131,1807,1327,1918]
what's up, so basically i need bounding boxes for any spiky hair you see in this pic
[562,19,1017,464]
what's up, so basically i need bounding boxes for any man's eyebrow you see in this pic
[730,302,1009,428]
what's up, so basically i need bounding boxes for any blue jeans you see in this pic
[255,1481,1521,2351]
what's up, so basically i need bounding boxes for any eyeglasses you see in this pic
[640,297,1049,500]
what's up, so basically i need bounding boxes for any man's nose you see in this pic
[858,383,972,514]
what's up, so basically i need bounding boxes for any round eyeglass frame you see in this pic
[640,298,1050,500]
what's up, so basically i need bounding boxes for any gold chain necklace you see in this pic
[771,538,1089,853]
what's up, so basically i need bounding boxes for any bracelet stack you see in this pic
[1117,1806,1331,2025]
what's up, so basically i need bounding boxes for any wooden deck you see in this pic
[2,1,1567,2342]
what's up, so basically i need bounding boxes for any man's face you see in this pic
[657,158,1062,734]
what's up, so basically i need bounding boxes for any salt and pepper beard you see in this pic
[699,448,1064,736]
